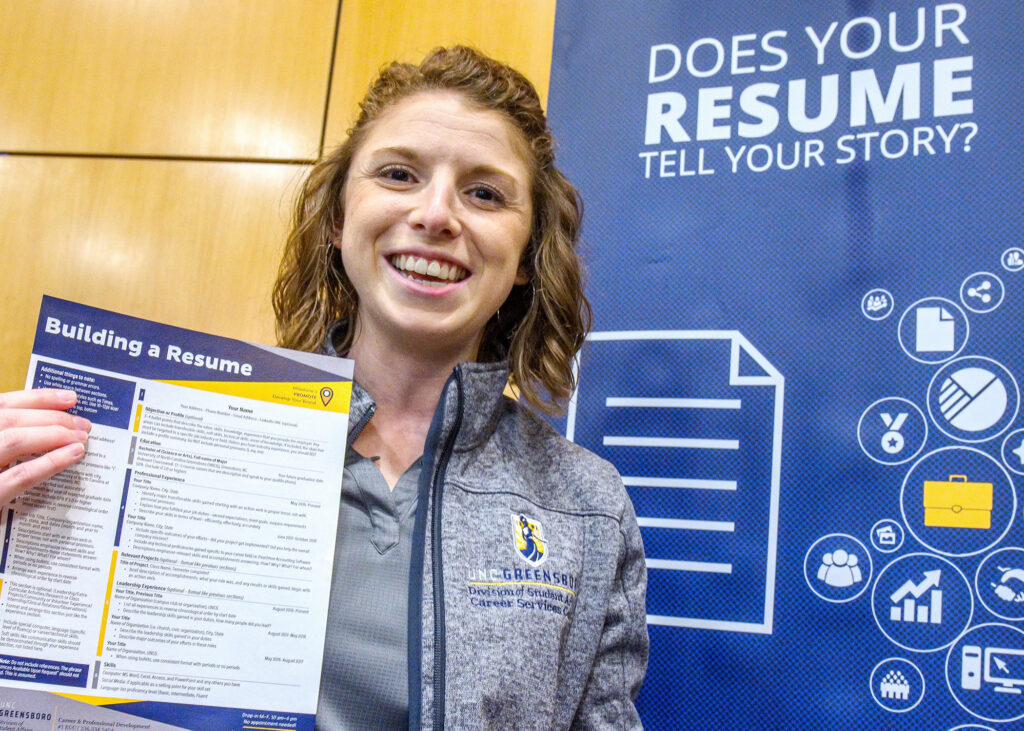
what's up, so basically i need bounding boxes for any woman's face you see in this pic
[338,90,533,362]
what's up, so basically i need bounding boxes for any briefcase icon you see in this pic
[922,474,992,529]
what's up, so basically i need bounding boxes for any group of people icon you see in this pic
[818,549,863,588]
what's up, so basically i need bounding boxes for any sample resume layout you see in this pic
[0,297,352,731]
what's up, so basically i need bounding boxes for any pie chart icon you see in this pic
[938,367,1007,431]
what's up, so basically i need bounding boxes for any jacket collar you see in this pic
[319,322,513,451]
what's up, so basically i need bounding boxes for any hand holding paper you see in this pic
[0,388,90,505]
[0,297,352,731]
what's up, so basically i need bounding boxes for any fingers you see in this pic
[0,442,87,506]
[0,388,92,467]
[0,388,90,439]
[0,388,92,505]
[0,388,78,410]
[0,407,92,432]
[0,424,91,465]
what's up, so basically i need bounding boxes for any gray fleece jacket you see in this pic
[341,359,648,730]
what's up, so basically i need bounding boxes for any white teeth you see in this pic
[389,254,467,282]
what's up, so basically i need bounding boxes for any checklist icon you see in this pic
[567,331,784,634]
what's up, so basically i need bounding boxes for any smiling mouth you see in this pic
[389,254,469,287]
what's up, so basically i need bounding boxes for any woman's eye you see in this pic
[378,166,413,183]
[469,186,504,205]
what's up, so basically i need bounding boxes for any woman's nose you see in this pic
[409,179,462,238]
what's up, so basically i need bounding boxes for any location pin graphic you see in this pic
[320,386,334,406]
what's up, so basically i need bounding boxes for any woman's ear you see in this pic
[328,225,348,258]
[514,264,530,286]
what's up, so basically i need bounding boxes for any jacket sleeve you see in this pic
[572,493,649,729]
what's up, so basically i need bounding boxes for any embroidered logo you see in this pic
[511,513,547,566]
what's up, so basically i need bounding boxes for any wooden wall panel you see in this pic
[0,157,306,389]
[0,0,559,393]
[0,0,338,159]
[324,0,557,146]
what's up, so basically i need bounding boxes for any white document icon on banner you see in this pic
[915,307,955,352]
[565,331,783,634]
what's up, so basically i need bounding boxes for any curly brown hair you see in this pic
[272,46,590,413]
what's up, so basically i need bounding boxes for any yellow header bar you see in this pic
[157,380,352,413]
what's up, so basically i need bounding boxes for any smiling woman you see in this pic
[338,91,533,366]
[269,46,648,730]
[273,46,589,415]
[0,46,647,731]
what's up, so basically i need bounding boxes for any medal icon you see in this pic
[880,413,908,454]
[857,398,927,466]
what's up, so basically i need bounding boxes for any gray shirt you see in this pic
[315,450,421,730]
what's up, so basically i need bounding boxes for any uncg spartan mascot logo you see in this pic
[511,513,547,566]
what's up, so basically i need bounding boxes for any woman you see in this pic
[0,47,647,729]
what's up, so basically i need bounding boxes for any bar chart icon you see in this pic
[889,570,943,624]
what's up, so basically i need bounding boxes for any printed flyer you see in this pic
[0,296,352,730]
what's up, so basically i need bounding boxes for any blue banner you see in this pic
[549,1,1024,727]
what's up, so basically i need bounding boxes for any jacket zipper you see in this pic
[432,366,464,729]
[346,402,376,448]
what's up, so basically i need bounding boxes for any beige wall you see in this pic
[0,0,555,389]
